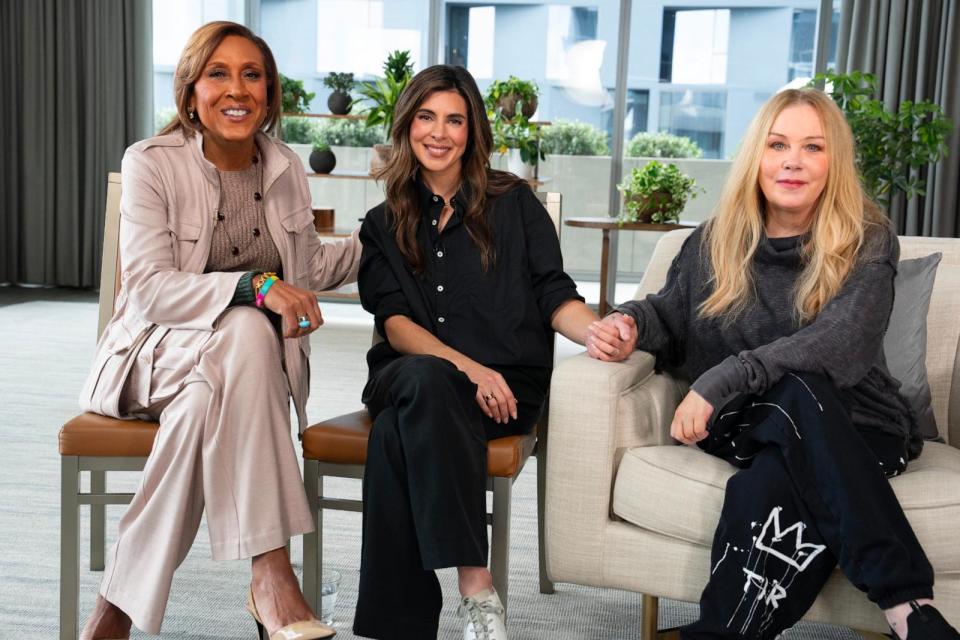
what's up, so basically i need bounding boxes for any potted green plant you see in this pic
[810,71,952,208]
[280,73,315,114]
[323,72,355,116]
[313,118,384,148]
[485,76,539,120]
[281,116,315,144]
[357,50,414,171]
[493,113,546,180]
[280,116,317,171]
[618,160,701,224]
[540,119,610,156]
[625,131,703,158]
[309,141,336,174]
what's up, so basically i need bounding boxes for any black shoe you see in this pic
[901,602,960,639]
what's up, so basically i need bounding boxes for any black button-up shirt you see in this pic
[358,180,583,373]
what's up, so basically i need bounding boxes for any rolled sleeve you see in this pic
[358,213,414,337]
[519,188,584,325]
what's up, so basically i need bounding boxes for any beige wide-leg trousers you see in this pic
[99,307,315,634]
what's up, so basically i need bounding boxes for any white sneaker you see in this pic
[457,589,508,640]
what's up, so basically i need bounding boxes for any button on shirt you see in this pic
[358,180,583,372]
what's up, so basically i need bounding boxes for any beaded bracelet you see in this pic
[255,274,279,308]
[253,271,276,292]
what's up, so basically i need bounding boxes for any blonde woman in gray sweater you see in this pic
[588,89,958,639]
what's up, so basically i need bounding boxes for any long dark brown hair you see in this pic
[378,65,525,272]
[158,21,282,137]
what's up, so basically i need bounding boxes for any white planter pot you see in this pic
[506,148,536,180]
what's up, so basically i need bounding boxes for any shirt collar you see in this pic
[415,176,472,221]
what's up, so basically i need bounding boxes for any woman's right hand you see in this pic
[261,279,323,338]
[460,360,518,424]
[670,389,714,445]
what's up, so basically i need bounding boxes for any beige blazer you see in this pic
[79,130,360,431]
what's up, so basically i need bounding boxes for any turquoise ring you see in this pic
[298,316,311,329]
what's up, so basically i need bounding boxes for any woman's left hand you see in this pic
[670,390,714,445]
[260,279,324,338]
[459,359,518,424]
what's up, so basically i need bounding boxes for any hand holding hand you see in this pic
[586,312,637,362]
[261,279,324,338]
[460,360,518,424]
[670,390,714,445]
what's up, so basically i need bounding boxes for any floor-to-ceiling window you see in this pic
[437,2,620,277]
[261,0,430,111]
[151,0,840,284]
[611,0,840,279]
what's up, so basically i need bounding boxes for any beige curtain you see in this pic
[0,0,153,287]
[837,0,960,237]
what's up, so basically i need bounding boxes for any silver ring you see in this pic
[484,393,496,402]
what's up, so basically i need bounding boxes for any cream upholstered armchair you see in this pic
[544,229,960,638]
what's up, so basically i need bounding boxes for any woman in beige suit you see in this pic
[78,21,358,640]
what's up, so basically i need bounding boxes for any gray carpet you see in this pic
[0,287,862,639]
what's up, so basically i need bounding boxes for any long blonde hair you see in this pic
[700,88,885,323]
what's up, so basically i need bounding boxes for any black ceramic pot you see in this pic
[327,91,351,115]
[309,148,336,174]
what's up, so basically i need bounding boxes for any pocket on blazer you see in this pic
[279,206,315,233]
[279,206,316,284]
[169,218,203,265]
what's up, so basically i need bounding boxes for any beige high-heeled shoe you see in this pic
[246,588,336,640]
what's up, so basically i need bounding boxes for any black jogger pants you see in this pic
[681,372,933,639]
[352,355,548,640]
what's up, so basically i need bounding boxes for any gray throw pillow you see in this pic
[883,252,942,440]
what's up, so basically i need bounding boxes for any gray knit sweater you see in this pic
[617,222,922,458]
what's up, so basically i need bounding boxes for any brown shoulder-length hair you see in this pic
[377,64,525,273]
[158,21,282,137]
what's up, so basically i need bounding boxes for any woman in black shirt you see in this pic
[354,65,629,640]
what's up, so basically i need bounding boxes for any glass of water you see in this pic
[320,569,341,625]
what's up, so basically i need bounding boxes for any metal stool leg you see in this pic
[302,459,322,614]
[489,476,512,614]
[90,470,106,571]
[60,456,81,640]
[535,418,554,594]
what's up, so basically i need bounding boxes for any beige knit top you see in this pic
[204,155,282,275]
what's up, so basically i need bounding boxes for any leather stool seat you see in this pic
[59,412,158,457]
[301,409,537,477]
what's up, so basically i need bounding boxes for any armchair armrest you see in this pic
[545,350,684,585]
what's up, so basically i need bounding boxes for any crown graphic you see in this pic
[753,506,827,572]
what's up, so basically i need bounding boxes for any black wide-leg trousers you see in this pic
[352,355,547,640]
[681,373,933,640]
